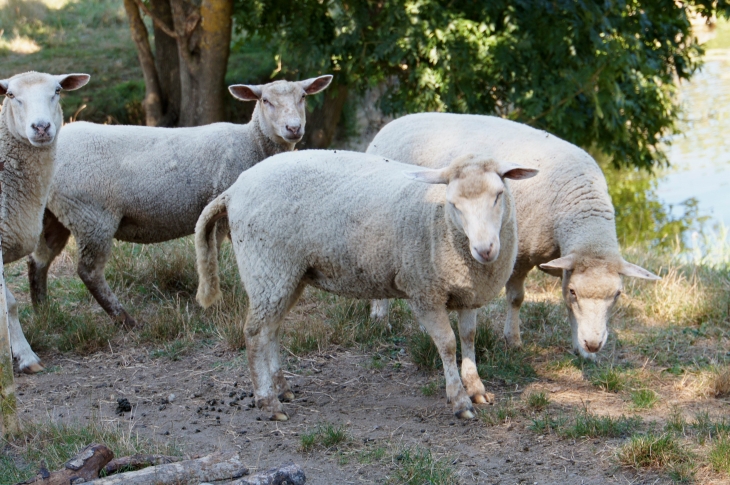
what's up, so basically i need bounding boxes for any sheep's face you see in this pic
[405,154,538,265]
[541,255,660,359]
[0,72,89,147]
[229,75,333,146]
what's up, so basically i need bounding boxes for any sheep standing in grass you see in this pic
[27,76,332,329]
[367,113,660,359]
[0,71,90,373]
[195,150,537,420]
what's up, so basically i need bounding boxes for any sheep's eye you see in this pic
[569,288,577,298]
[6,92,14,99]
[301,94,306,99]
[55,87,61,95]
[614,290,622,300]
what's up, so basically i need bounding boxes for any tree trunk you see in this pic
[171,0,233,127]
[123,0,232,127]
[123,0,164,126]
[149,0,181,127]
[0,159,18,437]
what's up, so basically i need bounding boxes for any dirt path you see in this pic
[13,344,668,484]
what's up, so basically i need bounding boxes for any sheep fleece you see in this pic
[221,150,518,309]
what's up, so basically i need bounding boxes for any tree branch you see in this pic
[131,0,178,38]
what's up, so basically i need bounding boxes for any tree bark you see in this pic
[149,0,181,127]
[79,452,248,485]
[103,454,183,475]
[230,462,306,485]
[123,0,164,126]
[17,443,114,485]
[171,0,233,126]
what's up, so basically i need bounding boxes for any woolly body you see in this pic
[196,150,527,419]
[28,76,332,328]
[367,113,658,358]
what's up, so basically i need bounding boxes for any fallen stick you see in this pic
[102,454,183,475]
[17,443,114,485]
[77,452,248,484]
[227,462,306,485]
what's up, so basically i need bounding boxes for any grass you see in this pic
[299,422,349,452]
[617,433,694,479]
[631,389,659,409]
[709,435,730,475]
[525,391,550,411]
[479,398,518,426]
[0,418,179,484]
[588,366,626,393]
[561,411,642,439]
[390,447,458,485]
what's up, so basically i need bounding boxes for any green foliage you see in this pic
[234,0,730,168]
[631,389,659,409]
[589,366,626,392]
[709,435,730,475]
[526,391,550,411]
[617,433,694,480]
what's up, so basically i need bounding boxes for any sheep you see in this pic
[0,71,90,373]
[195,150,537,420]
[27,75,332,329]
[366,113,660,360]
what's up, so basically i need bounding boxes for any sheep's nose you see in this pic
[474,243,496,262]
[285,124,301,136]
[584,340,602,353]
[31,122,51,135]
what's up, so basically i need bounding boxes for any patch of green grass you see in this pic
[525,391,550,411]
[421,381,439,397]
[358,446,386,464]
[408,330,442,370]
[665,408,688,435]
[529,411,567,434]
[150,339,194,361]
[480,398,518,426]
[589,366,626,392]
[561,411,642,439]
[0,419,179,484]
[631,389,659,409]
[617,433,693,478]
[300,423,349,452]
[390,447,458,485]
[709,435,730,475]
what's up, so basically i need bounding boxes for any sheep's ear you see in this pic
[620,261,661,280]
[540,254,576,272]
[300,75,333,95]
[56,74,90,91]
[229,84,262,101]
[0,80,7,96]
[403,167,450,185]
[497,161,539,180]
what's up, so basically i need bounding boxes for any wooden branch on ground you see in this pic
[226,463,306,485]
[103,454,183,475]
[17,443,114,485]
[77,452,248,485]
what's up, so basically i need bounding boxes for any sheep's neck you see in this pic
[249,104,295,159]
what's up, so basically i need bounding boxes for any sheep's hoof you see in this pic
[471,392,495,404]
[270,412,289,422]
[454,408,476,420]
[279,390,295,402]
[21,361,45,374]
[503,334,522,348]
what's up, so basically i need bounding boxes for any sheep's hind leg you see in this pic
[245,279,306,421]
[6,287,44,373]
[457,309,494,404]
[76,224,136,328]
[504,266,530,348]
[412,303,474,419]
[28,210,71,306]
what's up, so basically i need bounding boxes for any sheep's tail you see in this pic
[195,193,230,308]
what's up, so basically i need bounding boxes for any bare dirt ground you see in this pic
[13,342,702,485]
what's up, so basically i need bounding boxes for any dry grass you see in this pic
[712,366,730,398]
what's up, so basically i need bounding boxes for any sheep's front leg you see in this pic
[369,299,390,320]
[76,229,136,328]
[6,287,44,373]
[28,209,71,306]
[412,304,474,419]
[504,268,529,348]
[457,309,494,404]
[270,325,294,402]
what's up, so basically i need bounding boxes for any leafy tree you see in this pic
[235,0,730,168]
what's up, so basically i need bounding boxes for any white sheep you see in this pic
[27,75,332,329]
[366,113,660,359]
[0,71,90,373]
[195,150,537,420]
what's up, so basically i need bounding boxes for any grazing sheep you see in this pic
[195,150,537,420]
[0,71,90,373]
[366,113,660,359]
[27,75,332,328]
